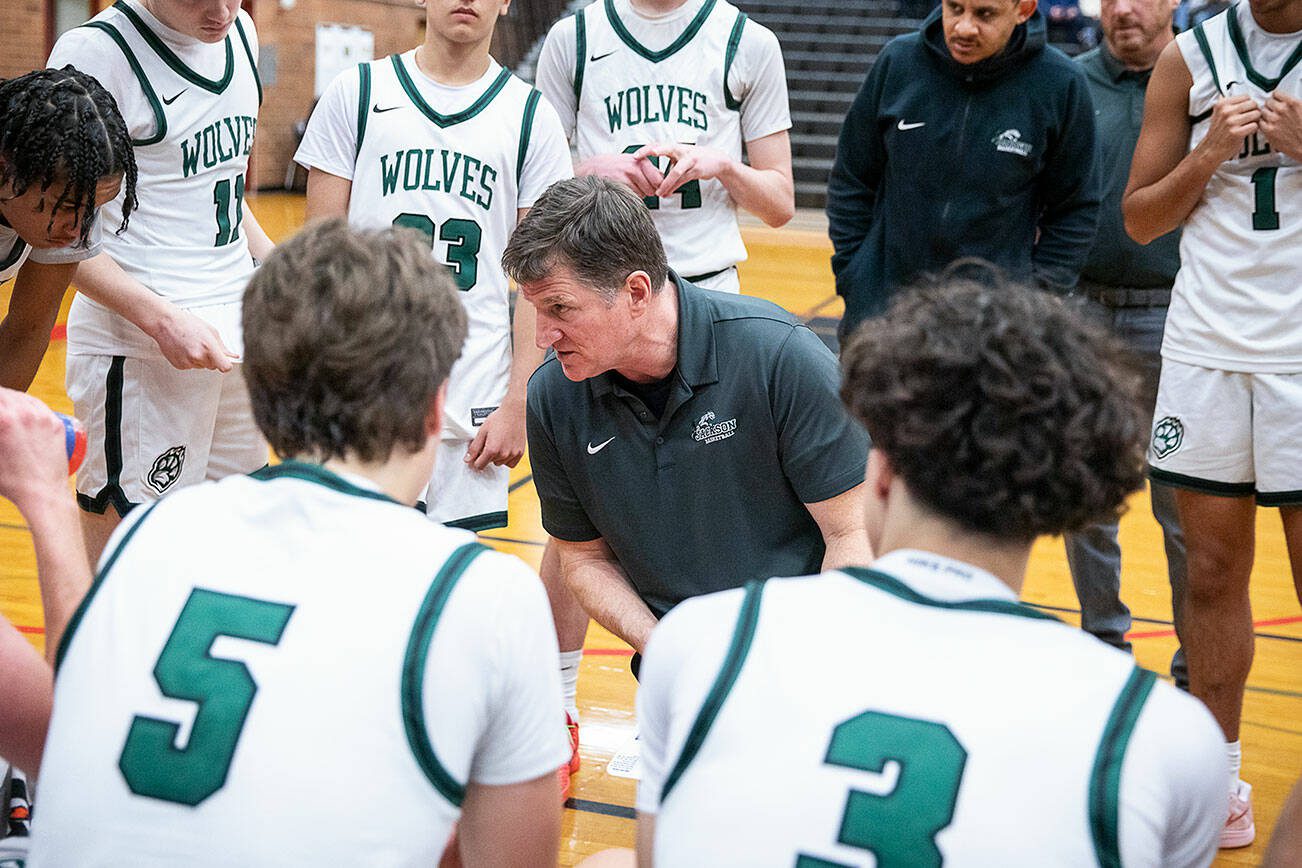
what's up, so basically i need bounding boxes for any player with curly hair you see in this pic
[628,266,1228,866]
[0,66,136,391]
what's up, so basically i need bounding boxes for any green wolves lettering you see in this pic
[181,116,257,179]
[379,149,497,212]
[603,85,708,134]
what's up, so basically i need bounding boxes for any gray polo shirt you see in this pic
[526,276,869,619]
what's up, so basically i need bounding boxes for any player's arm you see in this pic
[456,774,561,867]
[241,203,275,262]
[556,536,658,654]
[304,168,353,222]
[1266,776,1302,867]
[633,130,794,228]
[635,816,656,868]
[1123,40,1261,243]
[0,387,93,665]
[0,260,76,391]
[73,252,236,371]
[0,614,51,774]
[806,482,872,570]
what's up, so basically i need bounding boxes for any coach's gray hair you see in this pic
[502,176,670,303]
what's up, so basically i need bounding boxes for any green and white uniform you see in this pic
[1149,4,1302,501]
[638,550,1225,867]
[49,0,267,516]
[295,54,571,530]
[30,462,568,867]
[536,0,791,293]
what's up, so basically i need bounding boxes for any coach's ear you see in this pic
[425,383,448,440]
[625,270,655,317]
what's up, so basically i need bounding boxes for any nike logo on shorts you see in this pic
[897,120,926,131]
[587,437,615,454]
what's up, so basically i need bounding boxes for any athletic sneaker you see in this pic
[566,712,581,775]
[1221,781,1255,848]
[3,770,29,839]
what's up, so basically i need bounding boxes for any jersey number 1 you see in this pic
[118,588,295,806]
[213,176,246,247]
[795,711,967,868]
[1251,167,1280,231]
[392,213,482,291]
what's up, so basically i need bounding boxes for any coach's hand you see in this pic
[148,307,237,373]
[1197,94,1262,164]
[1261,92,1302,162]
[575,152,660,199]
[0,388,68,511]
[634,143,732,198]
[465,398,525,471]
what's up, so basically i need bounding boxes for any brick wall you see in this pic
[251,0,426,191]
[0,0,51,80]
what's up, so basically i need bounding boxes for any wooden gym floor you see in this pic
[2,192,1299,865]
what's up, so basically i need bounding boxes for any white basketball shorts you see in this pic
[421,437,509,531]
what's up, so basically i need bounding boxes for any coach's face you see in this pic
[1100,0,1177,65]
[943,0,1037,64]
[521,265,641,383]
[142,0,241,42]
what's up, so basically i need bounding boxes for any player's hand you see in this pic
[0,387,70,513]
[575,152,660,198]
[464,399,526,471]
[633,143,732,198]
[1261,92,1302,162]
[148,306,238,373]
[1197,94,1262,164]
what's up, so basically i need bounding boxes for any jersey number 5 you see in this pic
[118,588,295,806]
[795,711,968,868]
[392,213,482,291]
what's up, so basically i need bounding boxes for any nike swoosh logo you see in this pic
[897,120,926,131]
[590,50,616,62]
[162,89,187,105]
[372,104,402,113]
[587,437,615,455]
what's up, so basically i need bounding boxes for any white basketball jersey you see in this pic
[0,225,33,283]
[60,1,260,356]
[639,550,1225,867]
[32,461,567,867]
[1167,4,1302,372]
[573,0,748,279]
[348,54,538,440]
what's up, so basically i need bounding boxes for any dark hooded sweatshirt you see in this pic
[826,9,1101,336]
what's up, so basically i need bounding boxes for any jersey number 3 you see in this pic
[796,711,968,868]
[118,588,295,806]
[393,213,482,291]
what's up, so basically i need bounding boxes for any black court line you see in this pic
[1243,718,1302,738]
[566,797,636,819]
[1027,601,1302,645]
[0,521,28,532]
[479,534,545,548]
[508,473,534,493]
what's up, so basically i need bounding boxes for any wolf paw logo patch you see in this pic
[1151,417,1183,459]
[148,445,186,493]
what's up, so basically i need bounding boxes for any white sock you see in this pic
[1227,740,1242,795]
[560,650,582,721]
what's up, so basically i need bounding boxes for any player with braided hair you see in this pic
[0,66,136,391]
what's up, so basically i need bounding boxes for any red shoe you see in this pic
[566,712,581,774]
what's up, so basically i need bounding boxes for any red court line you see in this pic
[584,648,633,656]
[50,324,66,341]
[14,625,44,635]
[1127,614,1302,641]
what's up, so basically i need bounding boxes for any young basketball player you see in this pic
[0,67,136,391]
[29,220,567,867]
[295,0,572,535]
[48,0,273,564]
[630,271,1225,865]
[1123,0,1302,846]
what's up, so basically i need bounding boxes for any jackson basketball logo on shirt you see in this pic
[693,411,737,444]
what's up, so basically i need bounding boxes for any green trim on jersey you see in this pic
[55,500,161,673]
[517,89,542,179]
[390,55,512,128]
[841,566,1061,621]
[723,12,747,111]
[444,510,509,533]
[355,62,372,157]
[574,8,587,100]
[113,1,235,94]
[606,0,718,62]
[250,460,400,506]
[1149,466,1256,498]
[1192,21,1224,95]
[234,17,261,105]
[0,238,27,272]
[1227,3,1302,91]
[661,577,765,803]
[76,355,135,517]
[401,541,489,806]
[81,21,167,146]
[1089,667,1158,868]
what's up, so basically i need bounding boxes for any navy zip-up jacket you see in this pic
[827,9,1101,335]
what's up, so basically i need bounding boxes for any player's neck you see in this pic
[629,0,692,15]
[322,452,435,507]
[875,512,1031,597]
[1248,1,1302,34]
[614,281,679,383]
[415,38,493,87]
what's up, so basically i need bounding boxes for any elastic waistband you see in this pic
[1079,281,1172,308]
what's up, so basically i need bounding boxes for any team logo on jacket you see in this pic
[1151,417,1183,459]
[992,129,1033,157]
[693,411,737,444]
[148,445,187,493]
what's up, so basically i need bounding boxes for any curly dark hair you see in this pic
[841,263,1148,542]
[0,66,137,246]
[242,219,468,463]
